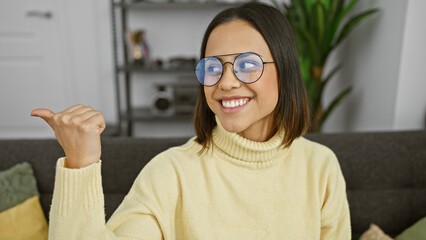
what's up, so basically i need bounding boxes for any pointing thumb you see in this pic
[31,108,55,129]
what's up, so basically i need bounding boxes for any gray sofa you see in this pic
[1,130,425,239]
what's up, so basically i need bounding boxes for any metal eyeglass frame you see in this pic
[195,52,275,86]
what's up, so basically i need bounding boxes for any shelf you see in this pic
[111,0,230,135]
[121,107,193,121]
[117,64,194,74]
[114,1,244,10]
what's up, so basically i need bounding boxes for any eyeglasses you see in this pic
[195,52,275,86]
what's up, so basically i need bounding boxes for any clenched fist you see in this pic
[31,104,106,169]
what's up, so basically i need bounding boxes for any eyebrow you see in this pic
[209,52,242,58]
[206,52,264,58]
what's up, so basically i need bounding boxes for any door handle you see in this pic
[26,10,52,19]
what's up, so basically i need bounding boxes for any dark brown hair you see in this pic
[193,2,309,152]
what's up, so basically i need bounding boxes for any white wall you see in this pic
[393,0,426,130]
[93,0,117,126]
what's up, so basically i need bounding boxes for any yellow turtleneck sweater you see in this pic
[48,119,351,239]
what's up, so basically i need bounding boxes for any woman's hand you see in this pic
[31,104,106,169]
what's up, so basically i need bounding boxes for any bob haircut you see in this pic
[193,2,309,152]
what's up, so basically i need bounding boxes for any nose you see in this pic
[218,62,242,91]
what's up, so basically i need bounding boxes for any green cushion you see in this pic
[395,216,426,240]
[0,162,39,212]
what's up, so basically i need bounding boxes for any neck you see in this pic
[236,116,276,142]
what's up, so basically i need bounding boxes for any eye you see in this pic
[206,64,222,75]
[238,60,261,72]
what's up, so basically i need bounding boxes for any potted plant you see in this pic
[272,0,379,132]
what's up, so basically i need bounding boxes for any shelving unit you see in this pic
[110,0,242,136]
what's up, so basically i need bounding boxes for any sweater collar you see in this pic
[212,116,285,166]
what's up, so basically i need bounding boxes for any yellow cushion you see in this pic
[0,196,48,240]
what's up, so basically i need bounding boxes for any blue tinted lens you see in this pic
[234,53,263,83]
[195,57,222,86]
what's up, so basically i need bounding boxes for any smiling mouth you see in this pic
[220,98,250,109]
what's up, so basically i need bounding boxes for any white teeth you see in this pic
[221,98,249,109]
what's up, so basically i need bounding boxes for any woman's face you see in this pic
[204,19,279,142]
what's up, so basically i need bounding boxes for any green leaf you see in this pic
[313,2,327,48]
[329,0,344,23]
[286,5,299,23]
[295,25,319,65]
[305,77,322,118]
[293,0,308,28]
[299,56,311,84]
[304,0,316,14]
[322,63,343,87]
[339,0,359,17]
[321,86,352,125]
[329,0,358,48]
[319,0,330,9]
[334,8,379,46]
[286,14,297,33]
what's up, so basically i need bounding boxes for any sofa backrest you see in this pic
[1,130,425,239]
[0,137,187,221]
[307,131,426,239]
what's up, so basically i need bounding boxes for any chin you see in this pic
[218,117,248,134]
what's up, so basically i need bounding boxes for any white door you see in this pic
[0,0,73,138]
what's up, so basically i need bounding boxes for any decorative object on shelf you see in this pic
[150,58,164,69]
[168,56,197,70]
[151,84,175,116]
[173,78,199,115]
[272,0,379,132]
[150,81,198,116]
[127,29,150,66]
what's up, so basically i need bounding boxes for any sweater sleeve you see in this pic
[320,153,352,240]
[48,157,164,240]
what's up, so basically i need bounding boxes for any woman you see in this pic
[31,2,351,239]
